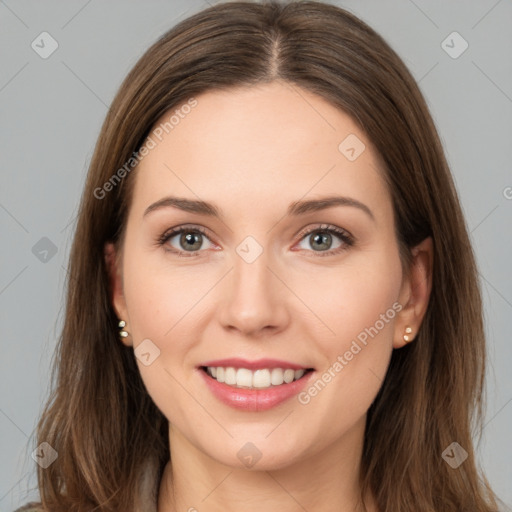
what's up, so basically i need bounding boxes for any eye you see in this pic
[157,225,215,257]
[294,224,354,257]
[157,223,354,258]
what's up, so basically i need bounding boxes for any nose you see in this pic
[217,245,291,337]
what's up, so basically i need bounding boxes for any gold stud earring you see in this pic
[118,319,129,339]
[403,326,413,343]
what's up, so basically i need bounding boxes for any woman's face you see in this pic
[109,81,415,471]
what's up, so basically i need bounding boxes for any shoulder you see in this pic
[13,503,43,512]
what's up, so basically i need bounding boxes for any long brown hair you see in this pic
[20,1,503,511]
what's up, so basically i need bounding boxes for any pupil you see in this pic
[312,232,330,250]
[182,232,201,251]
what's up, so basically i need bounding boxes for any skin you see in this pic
[105,80,433,512]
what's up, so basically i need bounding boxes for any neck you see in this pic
[157,416,377,512]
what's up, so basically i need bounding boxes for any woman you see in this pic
[15,1,506,511]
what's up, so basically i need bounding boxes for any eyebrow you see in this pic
[143,195,375,221]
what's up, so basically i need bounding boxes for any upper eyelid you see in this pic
[296,223,351,239]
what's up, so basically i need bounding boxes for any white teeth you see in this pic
[270,368,284,386]
[205,366,309,389]
[224,367,236,385]
[236,368,253,387]
[283,369,295,383]
[253,369,270,388]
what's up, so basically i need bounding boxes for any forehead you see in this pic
[130,81,390,220]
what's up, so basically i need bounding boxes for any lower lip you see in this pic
[199,368,314,412]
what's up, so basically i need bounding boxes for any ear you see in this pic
[104,242,131,346]
[394,237,433,348]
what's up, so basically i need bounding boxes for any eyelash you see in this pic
[156,223,355,258]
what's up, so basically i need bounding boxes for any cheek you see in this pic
[303,252,402,344]
[336,270,399,350]
[121,250,203,420]
[293,274,399,443]
[303,249,402,394]
[122,247,208,340]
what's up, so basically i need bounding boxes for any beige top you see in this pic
[136,456,160,512]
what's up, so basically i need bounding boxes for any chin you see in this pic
[205,435,309,472]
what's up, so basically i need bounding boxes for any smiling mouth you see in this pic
[200,366,314,390]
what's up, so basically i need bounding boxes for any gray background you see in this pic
[1,0,511,510]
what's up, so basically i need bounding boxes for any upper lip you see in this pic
[200,358,313,371]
